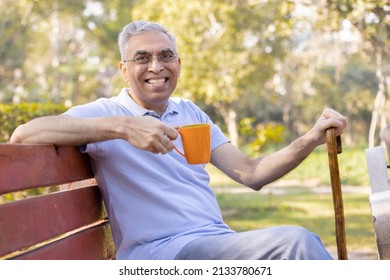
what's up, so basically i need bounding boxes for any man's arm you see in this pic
[10,115,178,154]
[210,108,347,191]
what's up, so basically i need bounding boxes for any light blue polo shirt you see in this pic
[64,88,235,259]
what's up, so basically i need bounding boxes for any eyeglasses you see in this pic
[123,53,178,65]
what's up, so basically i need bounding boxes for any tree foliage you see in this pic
[320,0,390,146]
[0,103,67,142]
[0,0,387,147]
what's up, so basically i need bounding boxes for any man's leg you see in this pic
[175,226,332,260]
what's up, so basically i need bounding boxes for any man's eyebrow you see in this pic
[134,50,148,56]
[161,48,174,54]
[133,49,174,56]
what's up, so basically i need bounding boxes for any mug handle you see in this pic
[172,127,185,158]
[173,145,185,157]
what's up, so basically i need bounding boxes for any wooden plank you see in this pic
[0,186,106,257]
[12,223,115,260]
[0,144,94,195]
[365,146,390,193]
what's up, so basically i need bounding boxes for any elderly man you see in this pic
[11,20,347,260]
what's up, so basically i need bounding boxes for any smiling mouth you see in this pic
[145,78,168,84]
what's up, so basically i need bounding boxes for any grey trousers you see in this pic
[174,226,333,260]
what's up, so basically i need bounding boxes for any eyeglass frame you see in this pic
[123,49,179,65]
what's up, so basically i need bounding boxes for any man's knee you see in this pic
[278,226,322,248]
[279,226,314,239]
[276,226,331,259]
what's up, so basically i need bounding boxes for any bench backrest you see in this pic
[0,144,115,260]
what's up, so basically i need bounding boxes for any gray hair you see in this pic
[118,20,178,61]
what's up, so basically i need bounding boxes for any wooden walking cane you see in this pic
[326,128,348,260]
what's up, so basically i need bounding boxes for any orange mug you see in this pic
[173,124,211,164]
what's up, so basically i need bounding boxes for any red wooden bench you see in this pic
[0,144,115,260]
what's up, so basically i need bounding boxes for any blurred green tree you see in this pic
[321,0,390,146]
[0,0,385,150]
[0,103,66,142]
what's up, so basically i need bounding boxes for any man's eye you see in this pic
[162,53,174,58]
[160,53,175,61]
[134,56,151,63]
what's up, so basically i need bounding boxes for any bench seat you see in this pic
[0,144,115,260]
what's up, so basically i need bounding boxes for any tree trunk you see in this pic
[218,104,239,147]
[50,8,61,102]
[369,49,386,147]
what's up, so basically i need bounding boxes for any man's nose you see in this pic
[148,57,164,72]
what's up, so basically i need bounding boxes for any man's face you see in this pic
[119,31,181,115]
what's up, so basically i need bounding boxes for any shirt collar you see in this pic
[117,88,179,118]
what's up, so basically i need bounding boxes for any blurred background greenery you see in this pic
[1,0,389,148]
[1,0,389,259]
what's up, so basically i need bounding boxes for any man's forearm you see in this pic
[10,115,123,146]
[242,132,319,190]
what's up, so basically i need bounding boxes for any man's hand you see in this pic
[308,108,348,146]
[123,116,179,154]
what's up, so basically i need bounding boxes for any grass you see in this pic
[214,188,376,256]
[273,147,371,186]
[206,148,378,259]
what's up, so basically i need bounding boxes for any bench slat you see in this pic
[365,146,390,193]
[366,146,390,260]
[369,190,390,260]
[0,144,94,194]
[0,186,108,258]
[12,223,114,260]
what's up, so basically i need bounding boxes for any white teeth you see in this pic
[147,78,166,84]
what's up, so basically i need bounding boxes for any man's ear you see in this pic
[119,61,129,82]
[178,58,181,77]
